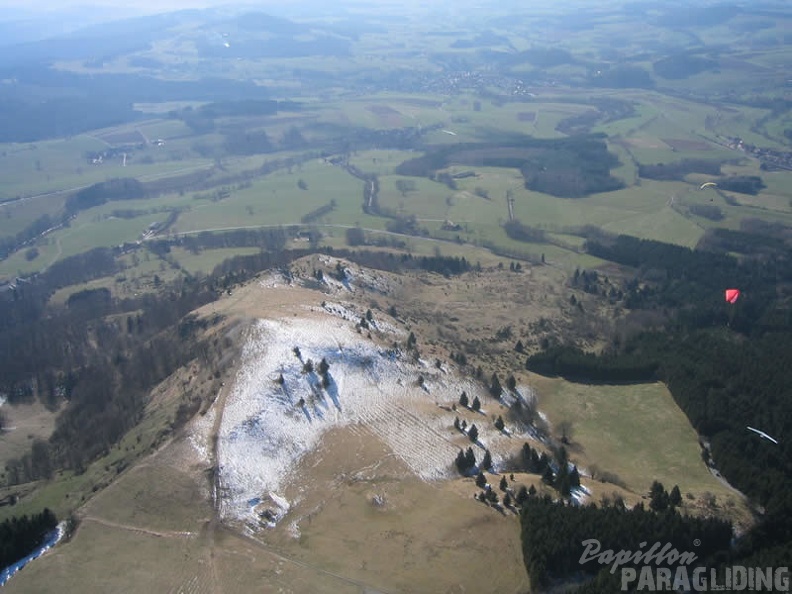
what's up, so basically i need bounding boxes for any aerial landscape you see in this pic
[0,0,790,592]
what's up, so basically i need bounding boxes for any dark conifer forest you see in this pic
[524,230,792,591]
[0,509,58,573]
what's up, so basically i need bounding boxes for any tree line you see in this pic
[0,508,58,571]
[393,134,624,198]
[524,229,792,578]
[520,493,733,592]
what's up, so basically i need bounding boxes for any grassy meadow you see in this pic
[532,375,753,526]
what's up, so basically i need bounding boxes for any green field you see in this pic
[533,375,751,520]
[1,70,790,277]
[175,159,385,233]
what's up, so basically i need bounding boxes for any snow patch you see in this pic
[188,405,215,464]
[570,484,591,506]
[217,315,467,527]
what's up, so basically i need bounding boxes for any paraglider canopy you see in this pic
[700,182,718,190]
[725,289,740,304]
[747,426,778,445]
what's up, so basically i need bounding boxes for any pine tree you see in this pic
[455,450,468,474]
[366,309,373,322]
[468,424,479,443]
[506,374,517,391]
[522,443,533,469]
[570,466,581,489]
[293,346,301,358]
[490,373,502,398]
[482,449,492,470]
[476,472,487,488]
[318,358,330,376]
[542,466,554,485]
[515,340,524,353]
[649,480,669,512]
[557,446,568,468]
[500,476,508,491]
[465,447,476,469]
[494,416,505,431]
[504,493,512,507]
[537,452,550,473]
[471,396,481,411]
[454,417,461,431]
[459,391,469,407]
[516,486,529,505]
[557,468,571,497]
[303,359,314,373]
[670,485,682,508]
[530,449,541,473]
[528,485,537,496]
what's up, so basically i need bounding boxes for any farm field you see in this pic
[1,76,790,283]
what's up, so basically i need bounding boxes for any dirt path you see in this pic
[80,516,195,540]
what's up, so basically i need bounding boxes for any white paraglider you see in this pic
[747,426,779,445]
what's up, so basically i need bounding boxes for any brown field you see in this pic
[0,400,59,469]
[93,129,147,146]
[267,427,531,593]
[662,138,714,151]
[366,105,404,126]
[624,136,670,149]
[398,98,443,108]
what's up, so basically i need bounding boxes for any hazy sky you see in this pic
[0,1,280,18]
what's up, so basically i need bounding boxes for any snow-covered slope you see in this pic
[217,313,473,525]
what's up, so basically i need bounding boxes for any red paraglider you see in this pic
[725,289,740,304]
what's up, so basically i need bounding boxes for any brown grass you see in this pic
[0,400,58,468]
[662,138,713,151]
[268,426,531,593]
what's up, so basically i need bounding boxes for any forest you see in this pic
[394,134,624,197]
[0,66,272,143]
[0,236,478,486]
[520,492,732,591]
[0,509,58,571]
[524,229,792,587]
